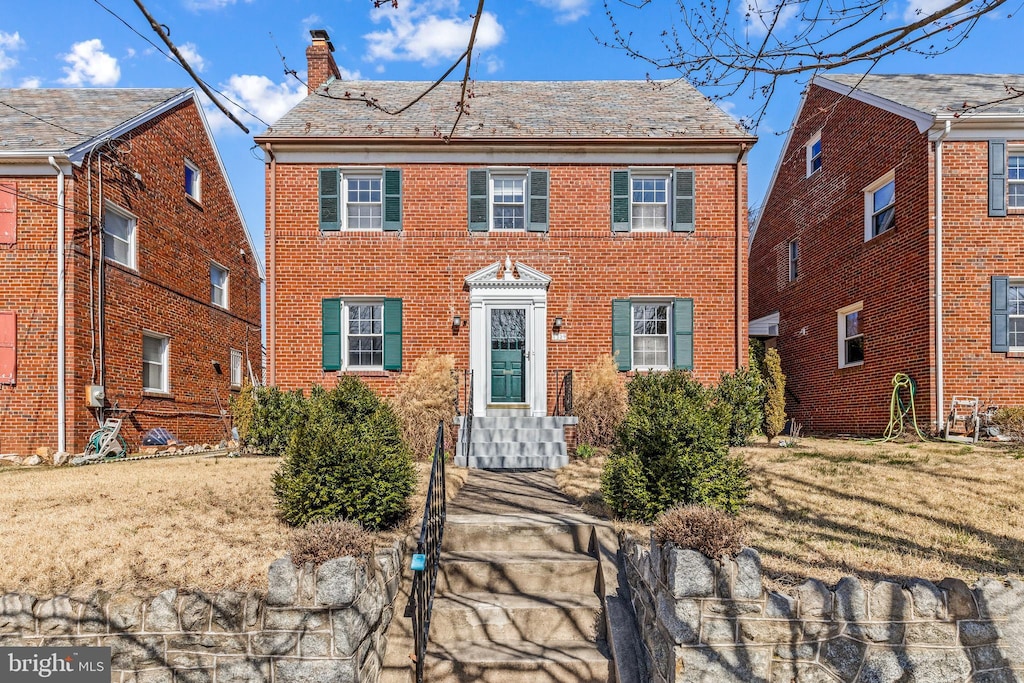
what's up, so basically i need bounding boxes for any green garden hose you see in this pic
[881,373,928,441]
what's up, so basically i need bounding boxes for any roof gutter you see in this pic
[47,156,68,458]
[266,143,277,386]
[934,119,952,432]
[253,135,756,147]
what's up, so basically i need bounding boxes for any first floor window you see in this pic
[838,302,864,367]
[1009,152,1024,210]
[347,303,384,368]
[1010,282,1024,351]
[865,172,895,239]
[632,303,670,370]
[230,348,243,389]
[210,263,228,308]
[631,175,669,230]
[103,203,136,268]
[143,333,169,392]
[491,174,526,230]
[346,175,382,229]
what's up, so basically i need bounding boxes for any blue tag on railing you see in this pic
[411,553,426,572]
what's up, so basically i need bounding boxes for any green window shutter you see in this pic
[383,168,402,231]
[527,169,549,233]
[992,276,1010,353]
[322,298,341,371]
[611,170,631,232]
[673,298,694,370]
[673,169,695,232]
[468,169,490,232]
[383,298,403,371]
[989,140,1007,217]
[612,299,632,371]
[318,168,340,231]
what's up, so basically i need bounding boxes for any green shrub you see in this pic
[601,370,750,522]
[576,443,595,460]
[574,355,629,448]
[238,386,308,457]
[390,352,458,460]
[762,347,787,442]
[716,366,764,446]
[273,377,416,530]
[652,504,745,557]
[992,406,1024,441]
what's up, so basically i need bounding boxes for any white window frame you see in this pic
[210,262,229,309]
[1009,280,1024,352]
[489,171,528,231]
[1009,148,1024,211]
[630,172,672,232]
[184,158,201,202]
[788,239,799,282]
[864,170,896,241]
[229,348,243,389]
[806,131,822,177]
[342,170,383,231]
[631,300,672,371]
[343,299,385,370]
[102,201,137,269]
[837,301,864,368]
[142,332,169,393]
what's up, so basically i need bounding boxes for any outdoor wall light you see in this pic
[554,317,564,328]
[452,316,462,328]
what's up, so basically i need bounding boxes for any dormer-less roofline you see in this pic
[813,76,935,134]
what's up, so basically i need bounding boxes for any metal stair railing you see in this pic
[554,369,574,416]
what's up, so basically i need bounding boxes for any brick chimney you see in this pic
[306,29,342,95]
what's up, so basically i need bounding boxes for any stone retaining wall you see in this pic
[0,541,404,683]
[621,534,1024,682]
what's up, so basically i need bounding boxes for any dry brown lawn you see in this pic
[0,455,466,598]
[556,438,1024,589]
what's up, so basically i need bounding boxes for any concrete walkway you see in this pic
[447,469,586,516]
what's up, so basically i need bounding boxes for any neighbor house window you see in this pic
[346,302,384,369]
[184,159,201,201]
[632,303,671,370]
[806,132,822,176]
[838,302,864,367]
[142,333,169,392]
[490,174,526,230]
[1009,151,1024,210]
[631,174,670,231]
[865,172,895,240]
[788,239,799,282]
[210,263,228,308]
[103,203,136,268]
[345,174,382,229]
[1010,282,1024,351]
[230,348,243,389]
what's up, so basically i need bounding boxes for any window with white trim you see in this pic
[632,302,671,370]
[184,159,201,201]
[142,333,169,393]
[345,174,383,229]
[230,348,243,389]
[788,239,799,282]
[103,203,136,268]
[1010,281,1024,351]
[864,172,895,240]
[346,301,384,369]
[210,263,228,309]
[806,132,822,176]
[631,174,670,231]
[1009,151,1024,210]
[837,302,864,368]
[490,173,526,230]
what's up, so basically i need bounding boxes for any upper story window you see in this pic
[788,239,799,282]
[210,262,228,309]
[1009,151,1023,210]
[631,175,670,231]
[142,332,169,393]
[230,348,243,389]
[612,169,694,233]
[184,159,201,201]
[490,174,526,230]
[103,202,137,269]
[838,302,864,368]
[318,168,402,232]
[864,171,895,240]
[468,168,549,233]
[806,132,822,177]
[345,175,382,229]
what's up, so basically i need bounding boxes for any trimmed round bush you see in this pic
[273,378,416,531]
[653,504,745,557]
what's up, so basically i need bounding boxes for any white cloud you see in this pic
[0,31,26,77]
[178,42,207,72]
[60,39,120,86]
[206,74,306,132]
[737,0,800,37]
[902,0,955,22]
[484,55,503,74]
[365,0,505,65]
[19,77,41,89]
[530,0,590,23]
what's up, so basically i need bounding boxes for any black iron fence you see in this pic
[408,421,447,683]
[554,369,574,416]
[460,369,474,462]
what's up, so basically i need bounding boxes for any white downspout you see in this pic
[48,156,67,456]
[934,120,951,432]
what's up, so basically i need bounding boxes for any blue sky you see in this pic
[0,0,1018,264]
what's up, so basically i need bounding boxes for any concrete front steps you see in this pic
[453,414,576,469]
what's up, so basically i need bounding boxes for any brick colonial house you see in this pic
[256,32,754,468]
[749,74,1024,434]
[0,88,263,456]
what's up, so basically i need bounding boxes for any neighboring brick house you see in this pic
[749,74,1024,434]
[0,88,263,456]
[257,32,754,426]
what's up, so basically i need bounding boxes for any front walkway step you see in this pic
[431,591,601,642]
[443,514,593,553]
[424,640,612,683]
[437,550,598,594]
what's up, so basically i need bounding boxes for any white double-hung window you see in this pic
[103,203,136,268]
[490,174,527,230]
[838,302,864,367]
[142,332,169,393]
[345,175,383,229]
[865,171,895,240]
[1009,151,1024,210]
[346,302,384,369]
[632,302,671,370]
[631,174,670,231]
[1010,282,1024,351]
[210,262,228,309]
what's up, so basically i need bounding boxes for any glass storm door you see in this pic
[490,308,526,403]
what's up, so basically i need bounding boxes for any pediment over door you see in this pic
[465,258,552,290]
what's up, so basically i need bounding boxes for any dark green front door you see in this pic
[490,308,526,403]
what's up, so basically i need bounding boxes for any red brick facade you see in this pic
[0,96,262,455]
[750,80,1024,434]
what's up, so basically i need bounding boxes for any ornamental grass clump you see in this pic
[390,352,459,460]
[574,354,628,448]
[652,504,745,558]
[289,518,377,566]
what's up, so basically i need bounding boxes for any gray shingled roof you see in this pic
[0,88,190,154]
[820,74,1024,117]
[263,80,752,140]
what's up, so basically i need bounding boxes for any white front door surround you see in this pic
[466,259,551,417]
